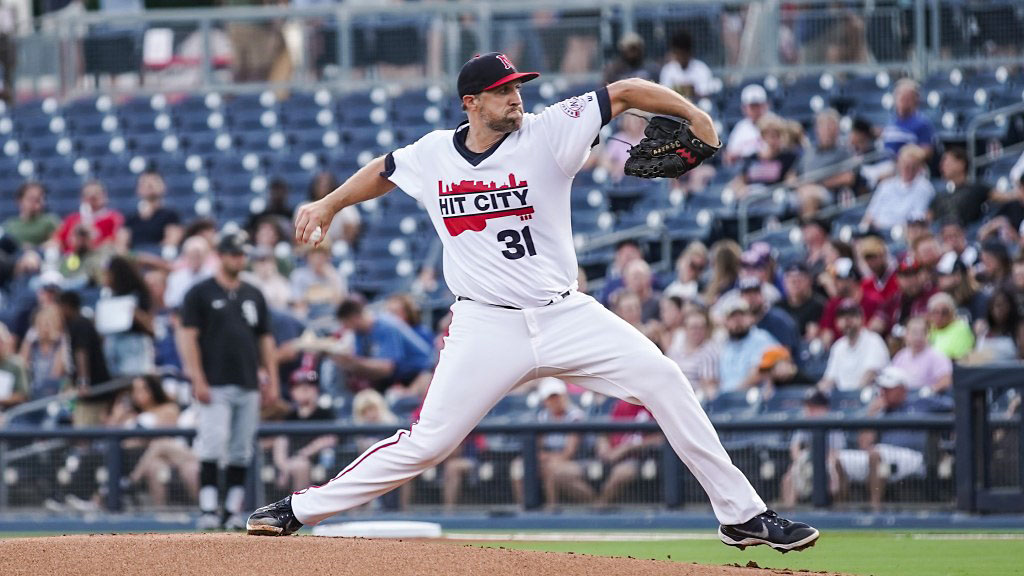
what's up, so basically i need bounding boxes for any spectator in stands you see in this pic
[252,217,293,277]
[307,172,362,248]
[2,182,59,248]
[926,292,974,361]
[848,117,892,195]
[703,239,742,304]
[291,243,344,321]
[880,79,934,159]
[165,235,213,310]
[332,296,434,396]
[718,298,778,393]
[117,374,198,508]
[664,306,719,399]
[795,109,855,218]
[612,292,660,343]
[385,293,433,347]
[610,259,660,323]
[968,288,1022,363]
[890,317,952,394]
[100,255,155,377]
[817,298,889,392]
[729,113,799,198]
[818,239,857,302]
[911,232,944,274]
[599,239,643,306]
[886,256,936,331]
[603,32,657,84]
[658,30,714,99]
[930,148,991,226]
[935,251,988,323]
[664,241,708,300]
[0,322,28,417]
[597,113,646,183]
[248,178,293,234]
[57,291,113,427]
[125,169,181,249]
[59,222,105,285]
[800,217,831,280]
[836,366,952,511]
[18,304,70,410]
[518,378,592,508]
[862,144,934,230]
[409,264,450,303]
[938,220,974,266]
[143,269,181,370]
[977,240,1012,293]
[991,174,1024,232]
[725,84,770,164]
[781,262,826,340]
[55,181,124,254]
[754,345,800,390]
[272,370,336,492]
[780,389,845,508]
[709,244,783,321]
[243,247,292,312]
[739,277,799,360]
[594,398,662,505]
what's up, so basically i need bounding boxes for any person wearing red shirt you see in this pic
[54,181,124,253]
[820,257,886,346]
[858,234,899,309]
[594,399,663,505]
[884,255,936,330]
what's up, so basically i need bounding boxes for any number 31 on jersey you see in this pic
[497,226,537,260]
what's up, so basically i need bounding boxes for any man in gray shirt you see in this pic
[795,108,855,218]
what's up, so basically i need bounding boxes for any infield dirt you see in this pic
[0,533,848,576]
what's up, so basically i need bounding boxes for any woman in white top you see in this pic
[664,305,719,399]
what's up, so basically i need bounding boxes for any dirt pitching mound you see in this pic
[0,533,845,576]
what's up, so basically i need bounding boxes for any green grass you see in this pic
[475,531,1024,576]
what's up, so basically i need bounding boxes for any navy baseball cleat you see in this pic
[719,509,819,553]
[246,495,303,536]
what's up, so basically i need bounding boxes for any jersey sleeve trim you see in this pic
[596,87,612,127]
[381,152,397,178]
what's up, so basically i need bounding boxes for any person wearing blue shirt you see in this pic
[718,298,779,394]
[880,79,934,159]
[334,297,434,394]
[739,277,800,364]
[836,366,953,511]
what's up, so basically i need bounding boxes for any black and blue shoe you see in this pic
[719,509,819,553]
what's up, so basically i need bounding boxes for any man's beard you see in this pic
[728,327,750,341]
[483,109,522,134]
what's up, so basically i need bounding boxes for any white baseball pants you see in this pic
[291,292,766,525]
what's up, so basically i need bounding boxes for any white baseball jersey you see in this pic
[384,89,612,308]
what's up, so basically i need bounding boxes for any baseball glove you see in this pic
[623,116,720,179]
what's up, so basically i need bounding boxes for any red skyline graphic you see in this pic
[438,173,535,236]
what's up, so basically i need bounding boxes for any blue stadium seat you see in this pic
[762,385,813,415]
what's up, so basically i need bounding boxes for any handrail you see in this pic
[0,377,135,427]
[967,101,1024,181]
[0,413,957,439]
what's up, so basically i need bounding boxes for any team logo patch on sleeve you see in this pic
[559,96,587,118]
[436,174,534,236]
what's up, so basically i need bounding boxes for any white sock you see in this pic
[225,486,245,516]
[199,486,218,514]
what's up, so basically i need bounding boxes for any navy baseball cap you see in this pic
[457,52,539,98]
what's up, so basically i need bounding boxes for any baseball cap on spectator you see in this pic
[31,269,65,293]
[758,345,791,371]
[216,229,249,254]
[741,249,769,269]
[738,276,763,292]
[875,366,908,389]
[457,52,540,98]
[832,257,859,281]
[784,261,810,275]
[803,388,830,408]
[741,84,768,106]
[836,298,862,317]
[721,297,751,316]
[897,255,920,275]
[290,369,320,388]
[906,213,929,227]
[538,378,568,399]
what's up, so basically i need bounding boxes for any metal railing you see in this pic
[967,101,1024,181]
[15,0,1024,102]
[0,414,967,513]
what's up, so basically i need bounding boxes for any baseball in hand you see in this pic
[310,226,323,245]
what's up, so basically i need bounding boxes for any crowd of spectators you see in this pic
[1,57,1024,512]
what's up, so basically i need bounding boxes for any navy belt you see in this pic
[456,289,572,310]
